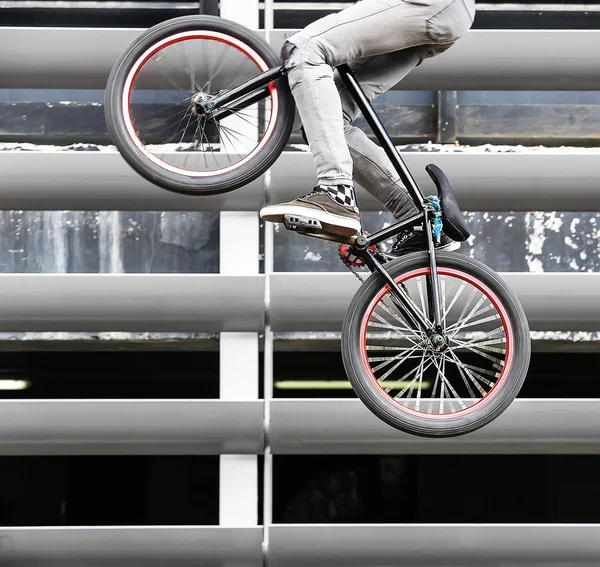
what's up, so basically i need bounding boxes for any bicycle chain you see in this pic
[339,247,367,283]
[338,243,390,284]
[338,243,412,304]
[337,243,365,283]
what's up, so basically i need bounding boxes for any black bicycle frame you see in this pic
[207,63,444,335]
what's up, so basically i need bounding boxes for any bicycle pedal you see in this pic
[283,214,322,233]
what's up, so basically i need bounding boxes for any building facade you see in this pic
[0,0,600,564]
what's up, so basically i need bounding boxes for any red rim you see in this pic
[359,267,514,419]
[121,30,278,177]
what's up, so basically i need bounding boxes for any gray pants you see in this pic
[283,0,476,220]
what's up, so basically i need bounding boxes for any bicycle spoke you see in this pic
[125,33,276,176]
[361,266,514,419]
[370,306,422,345]
[416,277,428,320]
[390,358,436,398]
[370,341,426,373]
[441,275,447,328]
[443,280,466,320]
[445,349,488,396]
[451,328,505,348]
[414,350,426,411]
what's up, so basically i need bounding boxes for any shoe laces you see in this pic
[297,186,327,200]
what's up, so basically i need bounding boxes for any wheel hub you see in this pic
[192,91,213,116]
[428,332,448,353]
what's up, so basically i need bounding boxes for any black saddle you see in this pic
[425,163,470,242]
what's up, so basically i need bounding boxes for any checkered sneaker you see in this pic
[323,184,356,208]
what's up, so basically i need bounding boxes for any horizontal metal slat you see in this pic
[1,150,599,212]
[0,272,594,333]
[2,399,600,456]
[0,151,266,211]
[269,151,600,212]
[2,523,598,566]
[1,28,600,90]
[1,524,600,566]
[269,399,600,454]
[0,400,263,455]
[0,27,139,89]
[270,29,600,90]
[0,274,265,332]
[267,524,600,566]
[0,526,262,566]
[268,272,600,332]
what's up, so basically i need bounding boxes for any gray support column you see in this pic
[219,0,262,535]
[437,90,458,144]
[199,0,219,16]
[263,9,276,554]
[263,177,275,552]
[219,214,260,528]
[220,0,259,28]
[264,0,275,30]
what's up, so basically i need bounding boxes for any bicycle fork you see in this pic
[354,213,447,352]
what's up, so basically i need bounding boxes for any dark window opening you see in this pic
[0,351,219,399]
[274,454,600,524]
[0,455,219,526]
[273,351,600,399]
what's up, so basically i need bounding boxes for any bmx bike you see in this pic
[104,15,531,438]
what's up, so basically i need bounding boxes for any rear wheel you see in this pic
[342,251,531,438]
[104,15,295,196]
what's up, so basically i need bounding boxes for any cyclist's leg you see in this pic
[282,0,433,188]
[260,0,474,239]
[336,45,436,222]
[337,44,461,253]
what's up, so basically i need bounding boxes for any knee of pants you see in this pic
[343,119,359,140]
[281,36,328,74]
[280,40,297,66]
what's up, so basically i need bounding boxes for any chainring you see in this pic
[338,242,391,283]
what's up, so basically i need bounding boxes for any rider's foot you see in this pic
[388,228,460,257]
[260,184,362,239]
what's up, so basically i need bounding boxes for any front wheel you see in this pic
[104,15,296,196]
[342,251,531,438]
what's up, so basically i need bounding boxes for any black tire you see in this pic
[104,15,296,196]
[341,251,531,438]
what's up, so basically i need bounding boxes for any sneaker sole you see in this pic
[260,204,361,237]
[387,240,461,258]
[439,240,461,252]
